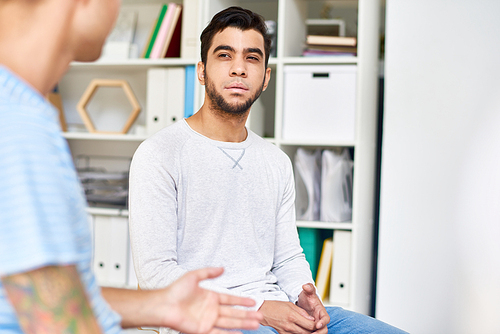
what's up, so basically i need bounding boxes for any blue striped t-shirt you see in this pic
[0,66,122,333]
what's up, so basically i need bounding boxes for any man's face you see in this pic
[199,27,271,116]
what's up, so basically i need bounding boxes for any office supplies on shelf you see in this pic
[295,148,322,221]
[320,149,353,222]
[146,67,185,135]
[143,4,168,59]
[161,4,182,58]
[306,35,356,47]
[298,227,323,281]
[184,65,196,118]
[330,230,351,305]
[315,237,334,301]
[306,18,346,38]
[76,155,130,209]
[93,216,130,287]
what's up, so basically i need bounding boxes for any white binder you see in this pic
[146,67,185,135]
[107,216,129,286]
[93,215,111,285]
[92,215,129,286]
[330,230,351,305]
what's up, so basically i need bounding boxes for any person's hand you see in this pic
[296,283,330,334]
[258,300,316,334]
[160,267,262,334]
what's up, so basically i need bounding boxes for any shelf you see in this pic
[296,220,352,230]
[98,282,137,290]
[70,58,199,70]
[281,56,358,65]
[87,207,129,217]
[63,132,148,141]
[279,139,355,148]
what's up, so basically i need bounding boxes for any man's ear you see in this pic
[197,61,205,85]
[262,67,272,91]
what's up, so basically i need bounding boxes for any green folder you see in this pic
[298,227,325,281]
[145,4,168,59]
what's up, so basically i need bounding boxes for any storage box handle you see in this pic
[312,73,329,78]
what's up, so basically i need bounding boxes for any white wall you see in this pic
[376,1,500,333]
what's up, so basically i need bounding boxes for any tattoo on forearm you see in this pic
[2,265,101,334]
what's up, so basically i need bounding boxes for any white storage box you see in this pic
[282,65,357,142]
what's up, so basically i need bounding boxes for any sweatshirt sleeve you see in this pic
[128,139,188,290]
[271,156,316,304]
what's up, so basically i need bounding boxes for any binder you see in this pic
[93,215,112,285]
[315,237,334,301]
[298,227,322,281]
[146,67,185,135]
[184,65,196,118]
[329,230,351,305]
[107,217,129,286]
[92,216,129,286]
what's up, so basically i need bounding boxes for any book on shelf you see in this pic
[143,4,168,59]
[150,3,177,58]
[306,35,357,47]
[161,4,182,58]
[315,237,334,301]
[302,49,356,57]
[140,16,157,58]
[144,3,183,59]
[302,45,357,57]
[181,0,200,58]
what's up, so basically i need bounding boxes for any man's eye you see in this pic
[248,56,260,61]
[219,53,230,58]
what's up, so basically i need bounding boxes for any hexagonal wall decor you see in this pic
[77,79,141,134]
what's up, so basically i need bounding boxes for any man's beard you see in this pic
[205,72,265,116]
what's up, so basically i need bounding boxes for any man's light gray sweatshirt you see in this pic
[129,120,314,310]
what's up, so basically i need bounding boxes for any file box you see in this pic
[282,65,357,142]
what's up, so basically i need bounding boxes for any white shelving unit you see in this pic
[60,0,381,315]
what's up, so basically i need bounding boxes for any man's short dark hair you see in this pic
[200,6,272,67]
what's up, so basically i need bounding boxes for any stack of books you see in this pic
[303,35,357,57]
[142,3,183,59]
